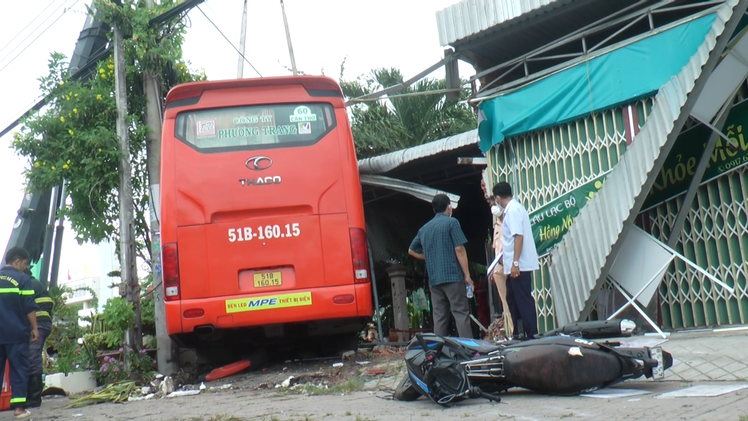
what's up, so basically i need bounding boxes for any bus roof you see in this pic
[165,75,344,107]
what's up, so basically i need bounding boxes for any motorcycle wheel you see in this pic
[394,376,421,401]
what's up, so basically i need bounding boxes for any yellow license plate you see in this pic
[254,272,282,288]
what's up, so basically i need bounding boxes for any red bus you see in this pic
[159,76,372,356]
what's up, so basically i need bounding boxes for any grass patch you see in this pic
[290,378,364,396]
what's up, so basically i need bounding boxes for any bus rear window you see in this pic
[174,103,336,152]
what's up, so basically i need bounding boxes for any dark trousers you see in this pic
[430,281,473,338]
[29,318,52,375]
[505,271,539,339]
[0,342,30,408]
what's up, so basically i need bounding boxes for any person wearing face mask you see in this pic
[408,194,474,338]
[489,199,514,338]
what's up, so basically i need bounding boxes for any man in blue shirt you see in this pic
[0,246,39,419]
[409,194,474,338]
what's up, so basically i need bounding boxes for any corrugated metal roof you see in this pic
[547,0,741,327]
[436,0,561,47]
[359,175,461,209]
[357,129,479,175]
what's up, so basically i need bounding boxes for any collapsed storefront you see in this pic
[357,130,497,339]
[435,0,748,332]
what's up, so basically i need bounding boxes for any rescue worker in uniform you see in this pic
[0,246,39,419]
[24,267,52,408]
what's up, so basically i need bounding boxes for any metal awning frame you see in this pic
[360,174,461,209]
[469,0,725,101]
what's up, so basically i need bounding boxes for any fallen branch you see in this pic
[66,381,138,408]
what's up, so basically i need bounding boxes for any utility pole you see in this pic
[113,11,142,350]
[144,0,177,375]
[279,0,297,75]
[237,0,248,78]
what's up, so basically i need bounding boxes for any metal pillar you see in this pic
[666,98,735,248]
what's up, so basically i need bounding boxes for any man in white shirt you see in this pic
[493,182,540,340]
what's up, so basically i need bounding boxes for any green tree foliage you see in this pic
[339,67,477,158]
[11,0,206,262]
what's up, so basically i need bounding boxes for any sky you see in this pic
[0,0,474,283]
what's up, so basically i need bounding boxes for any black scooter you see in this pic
[396,319,673,406]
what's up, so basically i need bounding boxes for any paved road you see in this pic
[5,328,747,420]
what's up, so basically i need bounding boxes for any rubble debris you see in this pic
[205,360,251,382]
[159,376,174,395]
[485,317,509,342]
[166,390,201,398]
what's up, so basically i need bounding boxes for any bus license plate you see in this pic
[254,272,282,288]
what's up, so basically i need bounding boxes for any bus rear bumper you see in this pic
[166,284,372,337]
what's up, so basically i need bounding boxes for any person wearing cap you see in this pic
[23,267,52,408]
[492,182,540,340]
[0,246,39,419]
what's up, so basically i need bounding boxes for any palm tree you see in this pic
[340,68,476,158]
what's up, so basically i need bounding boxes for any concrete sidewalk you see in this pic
[616,326,748,382]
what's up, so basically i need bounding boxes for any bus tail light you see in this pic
[349,228,370,284]
[163,243,181,301]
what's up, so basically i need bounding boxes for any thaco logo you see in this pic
[245,156,273,171]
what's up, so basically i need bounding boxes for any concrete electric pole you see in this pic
[144,0,178,375]
[237,0,248,78]
[113,13,142,350]
[280,0,297,75]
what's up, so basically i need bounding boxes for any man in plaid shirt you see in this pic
[409,194,474,338]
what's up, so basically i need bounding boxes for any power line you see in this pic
[196,5,262,77]
[0,0,71,66]
[0,0,57,56]
[0,0,80,75]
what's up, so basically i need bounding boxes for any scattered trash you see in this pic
[332,362,344,368]
[166,390,201,398]
[281,376,295,388]
[205,360,251,382]
[199,382,207,391]
[256,382,270,389]
[159,376,174,395]
[356,361,371,365]
[342,350,356,360]
[212,383,232,390]
[128,393,157,402]
[154,373,164,380]
[141,386,151,395]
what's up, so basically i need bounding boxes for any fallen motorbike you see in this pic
[396,319,673,406]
